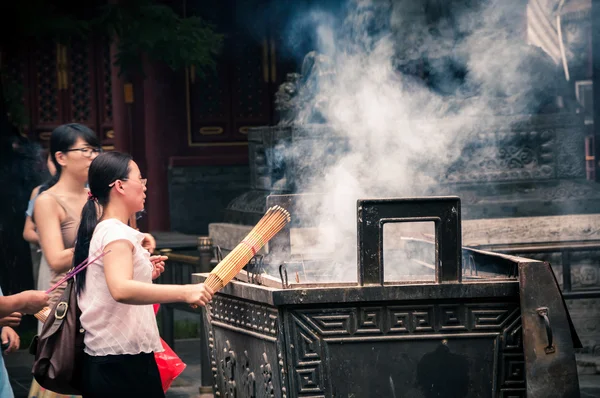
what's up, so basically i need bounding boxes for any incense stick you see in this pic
[35,250,111,322]
[205,205,290,292]
[34,307,50,323]
[45,250,110,294]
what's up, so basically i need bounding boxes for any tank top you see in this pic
[38,191,80,306]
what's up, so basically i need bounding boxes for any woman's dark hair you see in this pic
[74,151,132,294]
[45,123,100,192]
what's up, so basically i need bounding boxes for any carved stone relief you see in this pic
[207,329,220,396]
[287,303,524,397]
[209,296,279,339]
[207,297,285,398]
[556,127,585,179]
[445,129,556,183]
[221,340,237,398]
[261,352,275,398]
[241,351,256,398]
[210,345,278,398]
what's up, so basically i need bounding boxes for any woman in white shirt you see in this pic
[74,152,213,398]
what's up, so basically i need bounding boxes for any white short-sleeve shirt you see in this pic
[78,218,163,356]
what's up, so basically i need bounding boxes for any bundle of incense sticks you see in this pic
[33,250,110,323]
[205,205,290,292]
[34,307,50,323]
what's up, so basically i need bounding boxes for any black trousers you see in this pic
[81,352,165,398]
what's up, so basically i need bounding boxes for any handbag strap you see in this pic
[41,280,75,338]
[46,250,111,294]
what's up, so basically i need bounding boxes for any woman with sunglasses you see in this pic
[74,152,213,397]
[29,123,103,398]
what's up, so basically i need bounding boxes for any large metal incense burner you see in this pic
[194,195,581,398]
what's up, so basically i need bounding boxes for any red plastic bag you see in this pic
[153,304,187,392]
[155,338,187,392]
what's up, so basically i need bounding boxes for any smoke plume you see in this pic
[277,0,562,282]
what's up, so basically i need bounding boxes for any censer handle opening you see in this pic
[357,197,462,286]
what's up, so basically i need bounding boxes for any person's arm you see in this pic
[23,186,41,244]
[0,290,49,317]
[34,194,74,272]
[23,216,38,244]
[103,240,212,306]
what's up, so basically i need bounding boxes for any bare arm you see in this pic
[103,240,212,306]
[0,296,21,318]
[34,194,74,273]
[23,216,38,244]
[23,186,41,244]
[0,291,49,317]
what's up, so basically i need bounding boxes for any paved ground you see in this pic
[5,339,208,398]
[6,341,600,397]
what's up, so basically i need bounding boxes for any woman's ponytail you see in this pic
[74,199,100,294]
